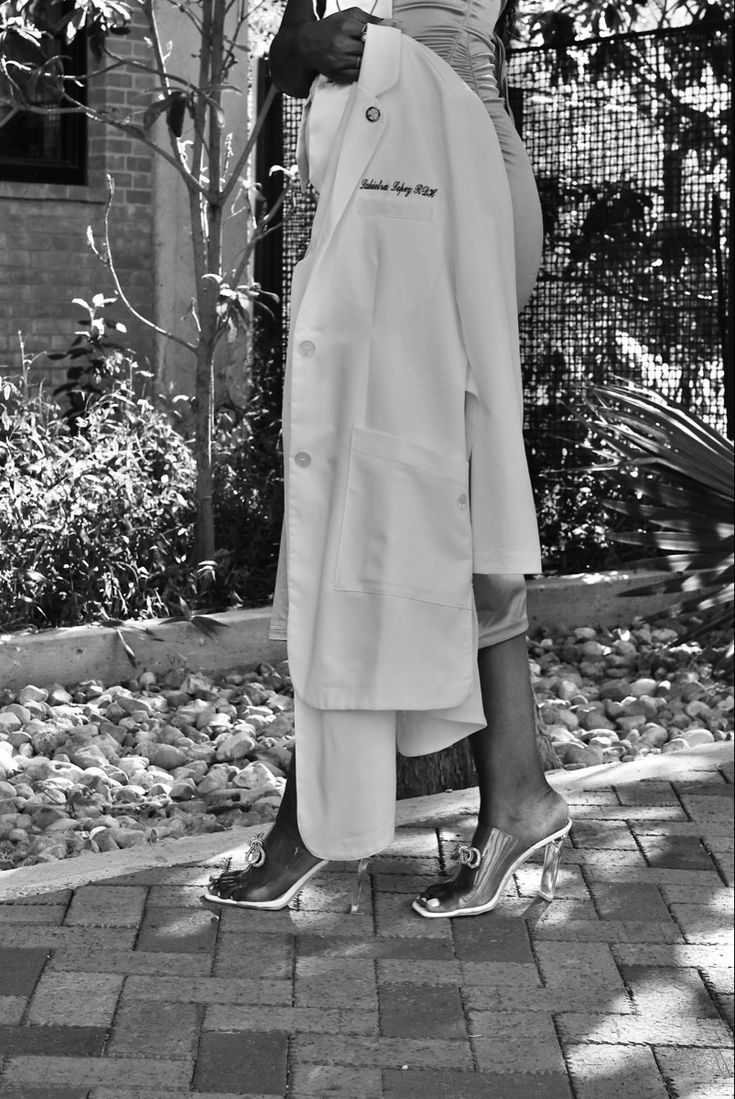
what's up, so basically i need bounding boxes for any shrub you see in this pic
[0,373,196,629]
[211,328,284,607]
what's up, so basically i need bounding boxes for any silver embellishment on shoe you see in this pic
[456,844,482,869]
[243,834,266,869]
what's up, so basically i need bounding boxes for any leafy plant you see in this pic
[0,368,196,629]
[47,293,136,429]
[580,382,734,657]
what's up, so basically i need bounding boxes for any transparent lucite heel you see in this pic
[538,834,567,902]
[349,857,370,914]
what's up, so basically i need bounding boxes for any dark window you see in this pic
[0,2,86,185]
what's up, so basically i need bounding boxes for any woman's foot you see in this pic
[413,788,570,918]
[203,825,327,910]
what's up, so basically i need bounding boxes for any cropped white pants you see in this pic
[296,573,528,859]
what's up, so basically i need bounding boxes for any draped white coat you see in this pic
[269,23,541,716]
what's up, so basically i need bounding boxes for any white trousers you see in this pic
[294,574,528,860]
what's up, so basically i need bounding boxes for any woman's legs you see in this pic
[412,627,570,917]
[470,633,568,850]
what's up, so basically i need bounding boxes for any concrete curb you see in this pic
[1,741,730,902]
[0,569,679,693]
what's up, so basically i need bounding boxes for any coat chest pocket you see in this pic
[335,427,472,608]
[355,193,435,222]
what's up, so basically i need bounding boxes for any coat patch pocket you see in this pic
[335,427,472,608]
[355,193,435,222]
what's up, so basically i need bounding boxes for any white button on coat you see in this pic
[271,25,541,715]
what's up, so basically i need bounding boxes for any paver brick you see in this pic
[468,1011,566,1074]
[532,918,683,943]
[287,1063,382,1097]
[613,781,680,806]
[193,1030,288,1095]
[0,905,67,925]
[64,886,147,928]
[382,1068,574,1098]
[294,956,377,1008]
[90,1093,282,1099]
[135,906,218,953]
[619,964,721,1018]
[27,971,123,1028]
[565,805,686,821]
[0,927,138,952]
[565,1043,669,1099]
[2,1055,193,1089]
[0,949,49,997]
[612,941,732,968]
[670,901,735,944]
[204,1004,379,1036]
[375,959,461,985]
[379,981,465,1039]
[46,946,212,977]
[459,961,541,989]
[146,885,221,908]
[213,930,293,980]
[557,1011,733,1047]
[284,909,374,938]
[371,872,444,896]
[534,942,625,990]
[107,999,202,1058]
[679,793,735,821]
[462,982,633,1014]
[450,910,535,962]
[570,820,638,849]
[2,891,72,906]
[0,1087,90,1099]
[660,883,734,908]
[654,1045,734,1080]
[295,932,454,960]
[0,996,25,1025]
[0,1024,107,1055]
[637,834,717,870]
[565,791,621,805]
[121,974,292,1005]
[587,882,672,922]
[292,1034,474,1070]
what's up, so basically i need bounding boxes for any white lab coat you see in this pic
[269,24,541,716]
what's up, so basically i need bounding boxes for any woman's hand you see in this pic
[300,6,383,85]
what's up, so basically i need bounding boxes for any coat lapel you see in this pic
[307,26,402,267]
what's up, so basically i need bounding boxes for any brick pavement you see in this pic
[0,752,732,1099]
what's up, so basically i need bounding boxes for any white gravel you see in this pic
[0,616,732,870]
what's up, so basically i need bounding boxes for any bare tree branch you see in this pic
[96,174,198,354]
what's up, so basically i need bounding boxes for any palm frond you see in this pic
[579,382,733,661]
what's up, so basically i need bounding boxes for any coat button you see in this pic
[294,451,311,467]
[365,106,381,122]
[298,339,315,357]
[457,493,468,510]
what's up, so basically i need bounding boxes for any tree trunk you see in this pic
[194,336,216,566]
[396,705,562,799]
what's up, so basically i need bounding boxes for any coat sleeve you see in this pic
[444,88,542,575]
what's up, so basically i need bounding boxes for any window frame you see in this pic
[0,23,87,186]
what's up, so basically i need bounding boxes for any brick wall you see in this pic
[0,7,156,392]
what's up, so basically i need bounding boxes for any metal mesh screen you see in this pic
[513,24,731,478]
